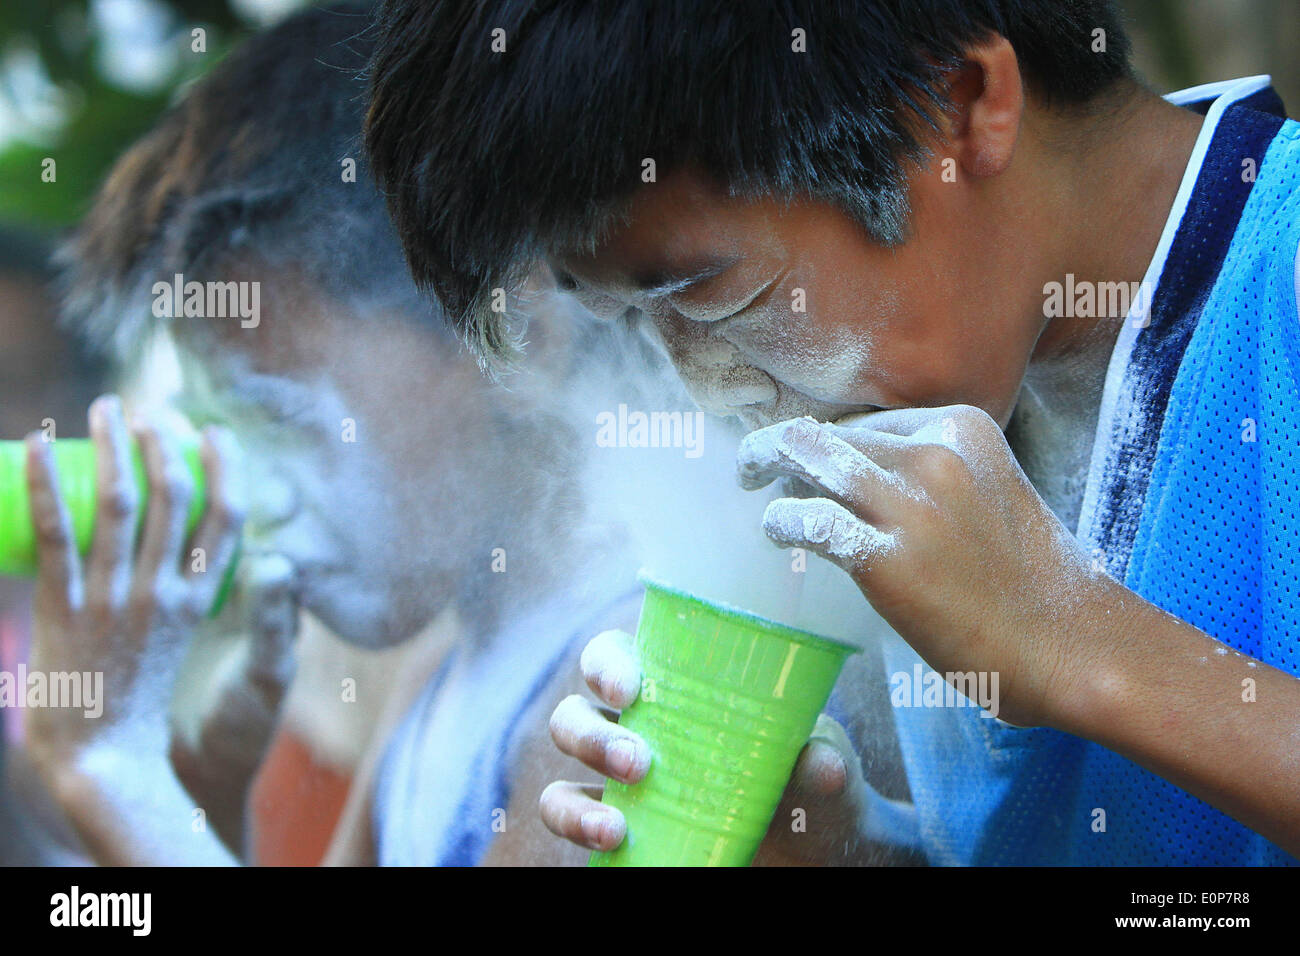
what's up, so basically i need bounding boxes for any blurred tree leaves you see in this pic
[0,0,265,232]
[0,86,170,228]
[1124,0,1199,90]
[1120,0,1298,108]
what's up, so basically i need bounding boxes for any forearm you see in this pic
[44,745,239,866]
[1055,580,1300,858]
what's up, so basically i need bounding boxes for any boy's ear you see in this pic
[943,34,1025,179]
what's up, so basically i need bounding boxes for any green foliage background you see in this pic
[0,0,263,235]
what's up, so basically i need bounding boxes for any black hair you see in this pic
[58,1,450,360]
[365,0,1133,372]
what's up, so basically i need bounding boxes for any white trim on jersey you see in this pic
[1294,228,1300,333]
[1074,76,1276,546]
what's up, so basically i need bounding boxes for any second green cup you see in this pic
[0,437,238,617]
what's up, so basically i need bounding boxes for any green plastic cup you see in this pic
[589,574,857,867]
[0,437,238,617]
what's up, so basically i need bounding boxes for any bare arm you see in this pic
[168,561,298,855]
[1055,583,1300,858]
[739,407,1300,859]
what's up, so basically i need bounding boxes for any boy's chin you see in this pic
[302,576,438,649]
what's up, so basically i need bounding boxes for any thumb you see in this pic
[757,714,863,865]
[803,715,923,853]
[790,714,855,798]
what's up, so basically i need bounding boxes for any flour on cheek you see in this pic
[761,496,895,569]
[723,296,875,404]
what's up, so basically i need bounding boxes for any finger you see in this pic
[549,694,651,783]
[799,712,923,851]
[241,552,299,692]
[790,715,855,798]
[85,395,139,612]
[131,419,196,592]
[765,719,862,862]
[183,427,246,612]
[538,780,624,851]
[821,422,918,463]
[762,496,896,574]
[24,433,83,605]
[737,417,899,519]
[579,629,640,708]
[831,406,952,438]
[808,711,855,750]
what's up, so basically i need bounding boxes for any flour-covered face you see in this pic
[555,168,1039,431]
[168,277,510,649]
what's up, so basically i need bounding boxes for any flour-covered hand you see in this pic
[738,405,1118,728]
[25,396,245,766]
[539,630,877,864]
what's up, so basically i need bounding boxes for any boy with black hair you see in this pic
[365,1,1300,863]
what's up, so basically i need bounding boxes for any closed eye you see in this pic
[670,269,784,324]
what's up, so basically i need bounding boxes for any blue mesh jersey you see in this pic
[882,77,1300,865]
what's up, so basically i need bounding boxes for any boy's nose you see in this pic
[639,307,779,415]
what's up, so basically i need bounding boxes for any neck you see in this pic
[1003,84,1205,524]
[1022,83,1205,406]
